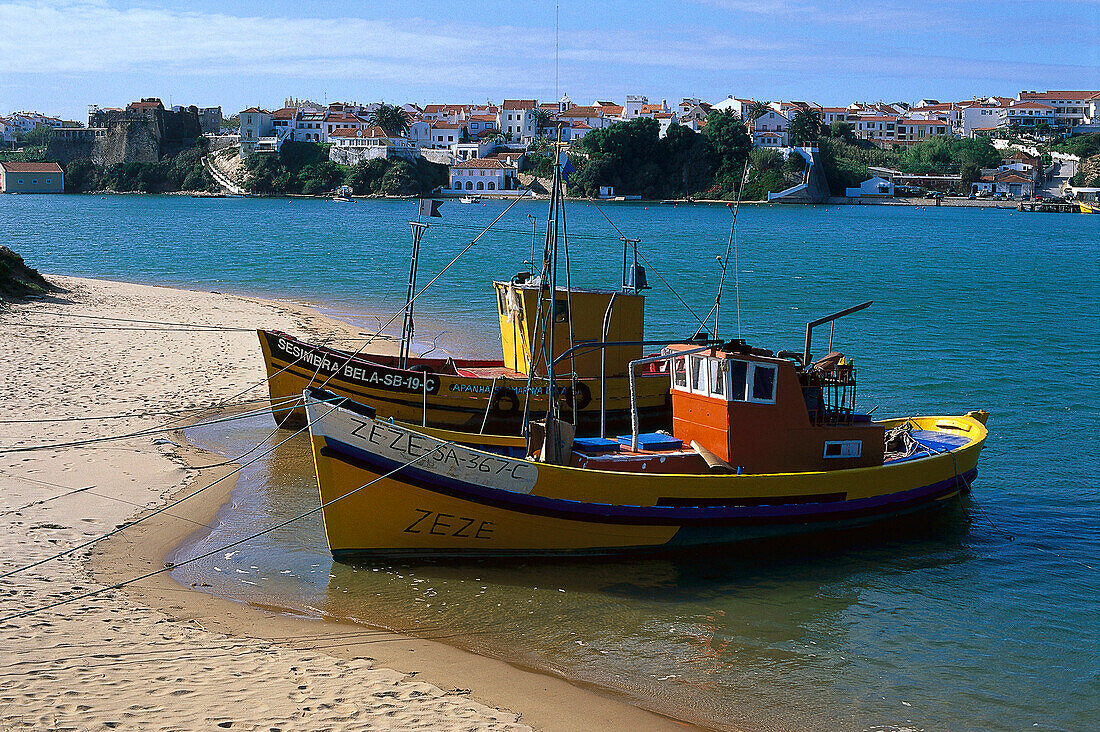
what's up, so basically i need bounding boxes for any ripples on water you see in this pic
[4,196,1097,730]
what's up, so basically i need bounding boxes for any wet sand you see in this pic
[0,276,684,731]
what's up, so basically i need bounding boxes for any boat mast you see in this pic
[400,208,429,369]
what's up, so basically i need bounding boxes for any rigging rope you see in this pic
[0,422,446,624]
[0,401,340,580]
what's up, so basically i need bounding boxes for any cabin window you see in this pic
[708,359,727,397]
[730,360,748,401]
[690,356,706,393]
[497,288,507,316]
[750,363,777,404]
[672,356,687,389]
[553,299,569,323]
[823,440,862,459]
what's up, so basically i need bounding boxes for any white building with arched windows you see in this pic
[448,158,519,193]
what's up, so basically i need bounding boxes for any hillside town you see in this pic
[3,89,1099,204]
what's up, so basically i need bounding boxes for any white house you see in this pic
[452,138,496,161]
[971,169,1035,198]
[894,119,951,145]
[448,157,519,192]
[328,126,419,164]
[1017,90,1099,127]
[294,110,326,141]
[555,106,618,131]
[753,130,787,148]
[1005,101,1056,129]
[959,105,1006,136]
[499,99,537,141]
[466,114,498,137]
[323,112,370,140]
[711,96,753,119]
[845,176,894,198]
[406,119,433,148]
[853,115,898,143]
[239,107,274,158]
[429,121,461,148]
[751,109,791,147]
[654,112,678,137]
[0,118,15,144]
[817,107,849,126]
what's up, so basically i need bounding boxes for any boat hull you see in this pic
[305,393,987,558]
[259,330,671,435]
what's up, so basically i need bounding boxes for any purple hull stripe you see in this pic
[320,437,976,528]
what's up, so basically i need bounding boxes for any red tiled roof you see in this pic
[453,158,511,169]
[476,129,498,139]
[502,99,536,110]
[329,126,391,138]
[469,114,496,122]
[1019,90,1100,101]
[422,104,447,113]
[571,122,592,129]
[272,107,296,119]
[1010,101,1055,110]
[324,112,365,123]
[556,108,594,118]
[431,121,461,129]
[654,112,673,119]
[639,104,665,113]
[1,161,64,173]
[240,107,269,114]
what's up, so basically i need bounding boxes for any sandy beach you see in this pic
[0,276,684,731]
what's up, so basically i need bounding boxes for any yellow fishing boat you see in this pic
[1080,201,1097,214]
[259,277,673,435]
[304,304,990,559]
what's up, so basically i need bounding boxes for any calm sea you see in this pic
[3,194,1097,730]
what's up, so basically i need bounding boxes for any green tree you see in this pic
[18,126,53,147]
[747,101,771,122]
[64,159,101,192]
[368,104,411,137]
[530,108,554,136]
[788,108,823,145]
[828,120,856,142]
[379,159,417,195]
[664,123,714,195]
[702,110,752,197]
[899,137,1000,175]
[345,158,389,194]
[578,117,668,197]
[298,160,346,194]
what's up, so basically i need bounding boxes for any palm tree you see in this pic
[531,108,554,135]
[788,108,823,145]
[368,104,411,137]
[747,101,771,122]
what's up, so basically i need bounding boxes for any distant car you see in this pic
[1033,195,1044,201]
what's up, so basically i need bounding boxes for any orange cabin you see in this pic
[665,342,885,474]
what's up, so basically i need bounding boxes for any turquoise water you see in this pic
[3,195,1098,730]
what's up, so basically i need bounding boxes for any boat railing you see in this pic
[626,344,718,450]
[802,364,858,426]
[802,300,873,367]
[551,338,715,438]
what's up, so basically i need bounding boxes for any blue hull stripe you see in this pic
[320,438,976,528]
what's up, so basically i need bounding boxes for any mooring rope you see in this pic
[0,420,446,623]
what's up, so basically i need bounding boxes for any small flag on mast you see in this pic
[418,199,443,218]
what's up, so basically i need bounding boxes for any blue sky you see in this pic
[2,0,1097,120]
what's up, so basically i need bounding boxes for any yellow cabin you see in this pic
[494,275,645,379]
